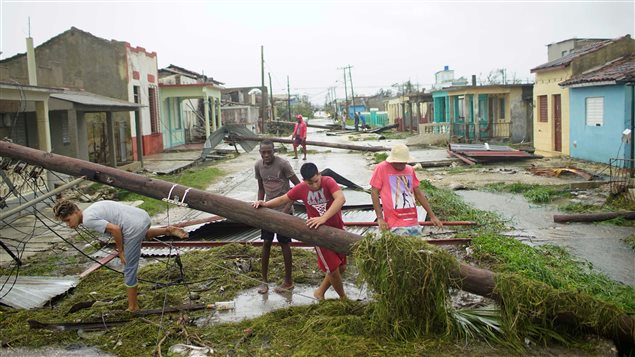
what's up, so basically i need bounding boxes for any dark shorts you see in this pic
[293,137,305,146]
[261,229,292,244]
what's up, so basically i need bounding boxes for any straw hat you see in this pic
[386,144,415,163]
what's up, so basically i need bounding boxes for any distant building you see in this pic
[0,27,162,165]
[432,84,533,143]
[547,38,610,61]
[158,65,223,148]
[434,66,468,90]
[531,35,634,157]
[560,54,635,163]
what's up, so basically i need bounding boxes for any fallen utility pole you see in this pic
[1,141,632,351]
[228,134,389,152]
[29,304,214,331]
[554,211,635,223]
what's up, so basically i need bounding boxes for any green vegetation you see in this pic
[116,165,224,216]
[420,180,507,234]
[484,182,571,203]
[445,164,482,174]
[373,152,388,163]
[380,131,412,140]
[624,235,635,249]
[355,233,459,339]
[470,234,635,310]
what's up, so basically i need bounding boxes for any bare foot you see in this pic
[257,283,269,294]
[313,290,324,300]
[167,226,188,239]
[273,283,294,293]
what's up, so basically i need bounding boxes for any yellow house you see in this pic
[531,35,635,157]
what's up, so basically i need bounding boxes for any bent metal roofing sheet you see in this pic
[0,275,79,309]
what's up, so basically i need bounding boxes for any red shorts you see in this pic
[315,247,346,273]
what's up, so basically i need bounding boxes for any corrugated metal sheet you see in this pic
[0,276,79,309]
[142,209,383,256]
[51,91,143,109]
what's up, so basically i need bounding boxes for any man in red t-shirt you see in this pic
[291,114,308,160]
[370,144,442,236]
[252,162,347,300]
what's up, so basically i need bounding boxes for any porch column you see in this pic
[211,97,217,133]
[67,109,80,158]
[106,112,117,167]
[204,94,211,138]
[76,111,89,161]
[134,109,143,167]
[216,99,222,129]
[35,100,51,152]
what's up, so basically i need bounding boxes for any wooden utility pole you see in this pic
[287,75,291,122]
[339,67,349,119]
[229,134,389,152]
[0,140,633,352]
[268,72,274,120]
[260,46,266,132]
[347,65,356,115]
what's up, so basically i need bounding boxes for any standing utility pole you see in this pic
[287,75,291,122]
[268,72,274,121]
[338,67,349,118]
[347,65,356,115]
[260,46,266,132]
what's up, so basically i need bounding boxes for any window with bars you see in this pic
[148,87,159,133]
[585,97,603,127]
[538,95,548,122]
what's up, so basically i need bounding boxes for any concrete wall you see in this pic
[509,87,533,143]
[126,45,162,155]
[533,67,572,156]
[0,28,128,99]
[571,37,635,75]
[569,85,631,163]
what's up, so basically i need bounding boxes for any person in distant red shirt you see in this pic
[291,114,308,160]
[253,162,347,300]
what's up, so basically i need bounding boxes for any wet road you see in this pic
[458,190,635,287]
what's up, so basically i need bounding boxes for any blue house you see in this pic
[560,55,635,163]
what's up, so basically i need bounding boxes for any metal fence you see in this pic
[609,158,635,202]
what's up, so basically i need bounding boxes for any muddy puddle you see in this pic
[194,283,369,326]
[457,190,635,287]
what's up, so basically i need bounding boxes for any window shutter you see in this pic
[539,95,548,122]
[585,97,603,127]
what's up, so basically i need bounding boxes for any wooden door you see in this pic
[553,94,562,152]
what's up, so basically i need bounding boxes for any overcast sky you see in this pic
[1,0,633,104]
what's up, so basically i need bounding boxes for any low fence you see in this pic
[451,121,511,141]
[609,158,635,202]
[420,122,451,135]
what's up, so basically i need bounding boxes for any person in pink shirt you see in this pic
[252,162,347,300]
[370,144,442,236]
[291,114,308,160]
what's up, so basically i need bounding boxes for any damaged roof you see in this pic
[559,55,635,87]
[51,90,144,110]
[531,35,631,73]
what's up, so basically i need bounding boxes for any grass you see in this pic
[420,180,507,235]
[484,182,571,204]
[116,165,224,216]
[470,234,635,311]
[373,152,388,163]
[445,164,483,174]
[624,235,635,249]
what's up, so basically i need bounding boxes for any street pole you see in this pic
[339,67,349,119]
[268,72,274,121]
[287,76,291,122]
[348,65,356,116]
[260,45,266,132]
